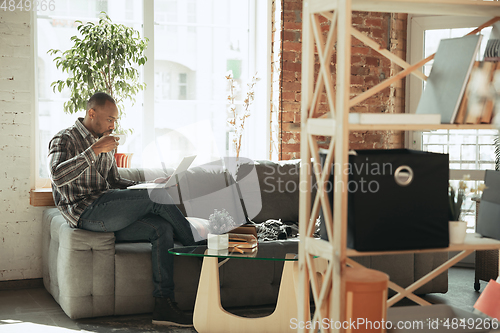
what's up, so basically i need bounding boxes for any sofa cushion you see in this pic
[114,243,155,315]
[245,160,302,223]
[178,161,247,227]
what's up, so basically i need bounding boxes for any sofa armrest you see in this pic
[43,209,117,319]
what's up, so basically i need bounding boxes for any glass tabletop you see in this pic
[169,239,299,261]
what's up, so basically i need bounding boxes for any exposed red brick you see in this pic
[365,18,383,28]
[283,41,302,52]
[351,36,363,46]
[284,2,302,10]
[282,132,296,143]
[282,111,295,122]
[284,22,302,30]
[351,66,371,76]
[350,143,368,150]
[281,152,298,160]
[282,123,301,134]
[350,106,369,113]
[352,16,364,26]
[352,55,363,65]
[282,91,296,102]
[352,46,370,55]
[282,101,301,112]
[364,76,379,86]
[372,28,386,39]
[351,75,364,85]
[283,51,297,62]
[364,132,384,143]
[320,23,332,33]
[283,61,301,72]
[282,143,301,153]
[349,133,365,143]
[283,30,296,42]
[282,70,297,82]
[365,57,379,67]
[350,86,366,95]
[276,3,406,158]
[283,11,297,23]
[282,81,302,92]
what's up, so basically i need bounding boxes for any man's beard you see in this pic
[98,129,114,138]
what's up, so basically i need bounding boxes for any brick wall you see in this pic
[279,0,407,159]
[0,10,43,281]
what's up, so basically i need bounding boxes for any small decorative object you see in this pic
[208,209,237,235]
[114,153,133,168]
[206,209,237,250]
[447,175,487,244]
[484,21,500,61]
[448,176,469,244]
[207,233,229,250]
[112,134,133,168]
[226,71,260,158]
[448,177,467,222]
[449,221,467,244]
[207,248,229,256]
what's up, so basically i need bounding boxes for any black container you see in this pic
[477,170,500,240]
[320,149,449,251]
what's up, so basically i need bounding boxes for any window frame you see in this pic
[33,0,272,191]
[406,14,497,182]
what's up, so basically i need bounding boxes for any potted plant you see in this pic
[448,177,468,244]
[48,13,148,166]
[448,181,466,222]
[207,209,237,250]
[226,71,260,159]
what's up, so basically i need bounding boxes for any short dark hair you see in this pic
[87,92,116,111]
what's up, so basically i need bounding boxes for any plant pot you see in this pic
[207,233,229,250]
[449,221,467,244]
[115,153,133,168]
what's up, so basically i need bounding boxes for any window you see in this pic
[35,0,269,186]
[146,0,269,169]
[35,0,144,187]
[408,15,498,229]
[178,73,187,100]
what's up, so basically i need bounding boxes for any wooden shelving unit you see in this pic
[298,1,500,332]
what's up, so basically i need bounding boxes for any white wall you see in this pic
[0,10,45,281]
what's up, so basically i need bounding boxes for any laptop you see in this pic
[127,155,197,189]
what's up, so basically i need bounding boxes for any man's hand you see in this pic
[92,135,119,155]
[153,176,171,183]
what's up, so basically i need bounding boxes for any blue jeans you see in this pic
[78,188,196,300]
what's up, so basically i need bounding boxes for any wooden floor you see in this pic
[0,267,489,333]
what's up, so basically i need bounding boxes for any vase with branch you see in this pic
[226,71,260,159]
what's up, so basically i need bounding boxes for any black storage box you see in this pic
[320,149,449,251]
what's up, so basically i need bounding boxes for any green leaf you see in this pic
[48,12,148,123]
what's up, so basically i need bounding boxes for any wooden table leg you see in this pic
[193,254,298,333]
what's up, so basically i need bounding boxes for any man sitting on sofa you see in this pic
[48,91,196,327]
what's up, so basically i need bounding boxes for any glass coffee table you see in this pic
[169,241,302,333]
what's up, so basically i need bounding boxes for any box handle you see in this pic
[394,165,413,186]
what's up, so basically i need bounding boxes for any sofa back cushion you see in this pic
[118,159,309,225]
[179,160,250,231]
[237,159,302,224]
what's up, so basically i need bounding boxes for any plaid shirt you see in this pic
[48,118,135,228]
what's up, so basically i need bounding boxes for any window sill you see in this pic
[30,188,55,207]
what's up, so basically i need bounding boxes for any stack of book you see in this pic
[454,60,499,125]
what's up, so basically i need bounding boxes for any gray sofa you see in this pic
[42,159,448,319]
